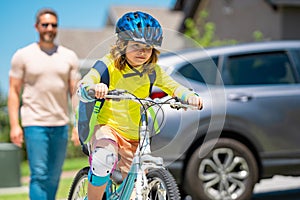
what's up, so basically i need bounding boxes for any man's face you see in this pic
[35,13,58,43]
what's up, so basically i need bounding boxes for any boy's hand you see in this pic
[92,83,108,99]
[187,96,203,110]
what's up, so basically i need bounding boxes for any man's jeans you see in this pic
[24,126,68,200]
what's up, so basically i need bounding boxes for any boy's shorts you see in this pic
[90,124,139,175]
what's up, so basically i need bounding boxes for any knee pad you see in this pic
[89,147,117,186]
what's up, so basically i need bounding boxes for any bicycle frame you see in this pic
[75,90,195,200]
[104,103,164,200]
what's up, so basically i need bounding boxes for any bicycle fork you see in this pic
[134,119,165,200]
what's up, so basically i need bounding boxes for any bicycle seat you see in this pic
[141,154,163,166]
[111,169,123,185]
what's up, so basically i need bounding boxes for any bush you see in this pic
[184,10,238,47]
[0,90,9,142]
[66,127,86,158]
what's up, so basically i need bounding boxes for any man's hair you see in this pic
[35,8,58,24]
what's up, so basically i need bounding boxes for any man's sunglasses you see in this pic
[40,23,58,28]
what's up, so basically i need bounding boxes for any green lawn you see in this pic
[21,156,88,177]
[0,178,74,200]
[0,156,88,200]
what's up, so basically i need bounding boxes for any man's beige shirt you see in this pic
[10,43,80,126]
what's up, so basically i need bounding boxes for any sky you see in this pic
[0,0,176,95]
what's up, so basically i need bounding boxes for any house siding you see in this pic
[183,0,300,42]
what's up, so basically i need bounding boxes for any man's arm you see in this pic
[69,78,81,146]
[8,77,23,147]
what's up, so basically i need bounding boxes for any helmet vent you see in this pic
[116,11,163,47]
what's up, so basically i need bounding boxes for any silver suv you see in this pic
[151,41,300,200]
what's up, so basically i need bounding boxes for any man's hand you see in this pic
[10,125,23,148]
[71,127,80,146]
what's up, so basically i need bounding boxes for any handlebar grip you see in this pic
[175,97,188,105]
[88,89,95,99]
[172,97,202,110]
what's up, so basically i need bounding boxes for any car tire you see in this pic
[184,138,258,200]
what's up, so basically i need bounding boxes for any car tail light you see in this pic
[150,91,167,99]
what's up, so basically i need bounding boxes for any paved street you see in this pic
[254,175,300,193]
[181,175,300,200]
[252,175,300,200]
[1,173,300,199]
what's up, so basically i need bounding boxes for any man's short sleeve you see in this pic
[9,50,25,79]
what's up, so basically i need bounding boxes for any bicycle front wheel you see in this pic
[146,168,181,200]
[68,166,89,200]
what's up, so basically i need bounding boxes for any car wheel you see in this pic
[184,138,258,200]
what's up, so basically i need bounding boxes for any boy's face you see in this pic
[125,41,153,67]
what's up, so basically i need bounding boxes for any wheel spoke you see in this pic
[199,158,220,180]
[68,167,90,200]
[198,147,250,200]
[212,148,234,169]
[147,169,180,200]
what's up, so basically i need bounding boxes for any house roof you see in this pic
[267,0,300,6]
[56,27,115,59]
[56,6,194,69]
[106,6,184,30]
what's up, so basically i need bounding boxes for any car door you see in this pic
[221,50,300,157]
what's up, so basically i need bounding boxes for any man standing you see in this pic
[8,8,80,200]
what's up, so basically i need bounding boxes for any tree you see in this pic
[0,89,9,142]
[184,10,264,47]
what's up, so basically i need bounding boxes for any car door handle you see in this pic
[228,93,253,102]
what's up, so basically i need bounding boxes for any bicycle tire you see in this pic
[146,168,181,200]
[68,166,89,200]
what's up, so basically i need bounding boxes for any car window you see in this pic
[293,50,300,78]
[224,52,296,85]
[176,57,218,84]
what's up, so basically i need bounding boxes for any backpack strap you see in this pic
[147,70,161,134]
[93,60,110,112]
[79,61,110,155]
[84,61,110,143]
[93,60,110,98]
[148,70,156,94]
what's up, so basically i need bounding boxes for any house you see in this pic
[175,0,300,42]
[57,1,300,73]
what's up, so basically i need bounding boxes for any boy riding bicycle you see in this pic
[76,11,203,200]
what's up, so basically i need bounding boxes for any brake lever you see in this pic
[105,89,129,101]
[107,89,127,96]
[169,98,184,110]
[170,97,200,110]
[87,89,127,101]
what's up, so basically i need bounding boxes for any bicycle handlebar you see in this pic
[88,89,199,110]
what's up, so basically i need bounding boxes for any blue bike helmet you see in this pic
[116,11,163,47]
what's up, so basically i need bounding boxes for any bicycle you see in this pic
[68,89,198,200]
